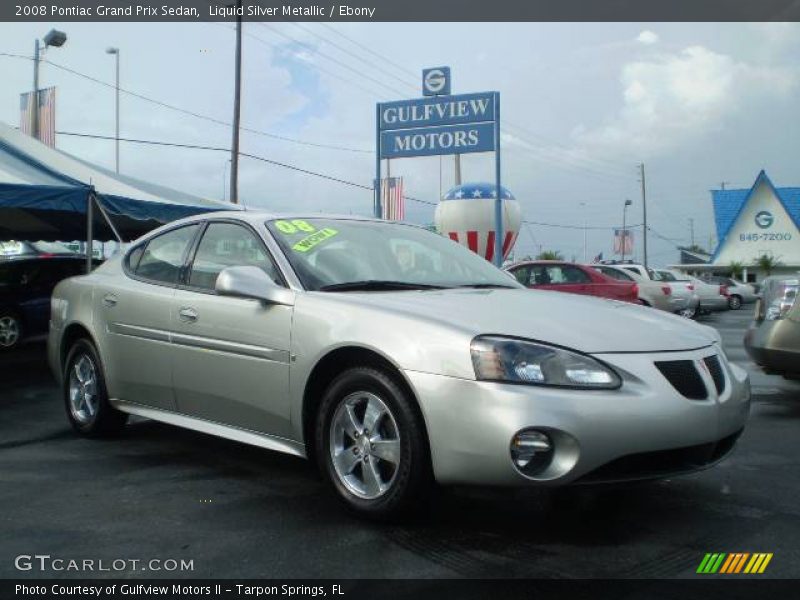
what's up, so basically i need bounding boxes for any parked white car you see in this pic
[591,264,698,316]
[703,276,759,310]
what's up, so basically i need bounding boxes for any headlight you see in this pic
[470,336,621,389]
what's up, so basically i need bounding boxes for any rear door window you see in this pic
[135,224,200,285]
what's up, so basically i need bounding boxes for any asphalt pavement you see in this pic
[1,308,799,579]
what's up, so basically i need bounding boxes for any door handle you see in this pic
[102,294,118,307]
[178,307,198,323]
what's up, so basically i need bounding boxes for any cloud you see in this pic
[636,30,659,45]
[573,44,798,157]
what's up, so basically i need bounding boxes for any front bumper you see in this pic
[407,346,750,486]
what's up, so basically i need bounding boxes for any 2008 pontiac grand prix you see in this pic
[49,212,750,518]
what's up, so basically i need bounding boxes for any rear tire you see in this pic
[728,295,742,310]
[64,339,128,437]
[0,309,23,350]
[315,366,432,520]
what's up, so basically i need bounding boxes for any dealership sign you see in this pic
[375,71,505,265]
[378,92,497,159]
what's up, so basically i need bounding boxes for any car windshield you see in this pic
[266,218,520,292]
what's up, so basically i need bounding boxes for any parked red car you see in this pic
[505,261,639,303]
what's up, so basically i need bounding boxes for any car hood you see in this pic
[331,287,717,353]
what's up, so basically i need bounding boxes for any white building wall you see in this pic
[714,181,800,267]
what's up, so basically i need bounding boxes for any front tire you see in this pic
[728,295,742,310]
[315,366,432,520]
[64,339,128,436]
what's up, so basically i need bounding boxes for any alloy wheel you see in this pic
[679,307,696,319]
[329,391,401,500]
[68,354,100,425]
[0,315,20,348]
[729,296,742,310]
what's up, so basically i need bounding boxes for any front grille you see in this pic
[655,360,708,400]
[577,428,744,484]
[703,355,726,395]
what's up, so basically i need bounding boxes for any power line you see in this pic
[56,130,373,190]
[58,131,449,212]
[256,22,409,97]
[1,51,372,154]
[283,21,418,89]
[317,22,420,80]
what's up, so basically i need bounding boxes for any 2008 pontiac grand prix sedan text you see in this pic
[48,212,750,518]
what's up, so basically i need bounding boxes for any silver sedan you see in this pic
[49,212,750,518]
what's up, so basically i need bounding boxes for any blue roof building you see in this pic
[705,171,800,282]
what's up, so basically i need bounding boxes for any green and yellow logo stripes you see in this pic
[697,552,773,574]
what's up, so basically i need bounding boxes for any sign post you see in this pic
[493,92,503,267]
[376,76,504,266]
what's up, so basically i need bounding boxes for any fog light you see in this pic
[510,429,553,475]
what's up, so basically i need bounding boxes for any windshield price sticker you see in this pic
[274,220,316,234]
[292,228,339,253]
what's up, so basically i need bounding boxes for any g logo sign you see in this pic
[422,67,451,96]
[754,211,774,229]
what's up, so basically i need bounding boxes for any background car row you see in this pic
[504,259,759,320]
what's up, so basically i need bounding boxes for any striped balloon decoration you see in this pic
[435,183,522,262]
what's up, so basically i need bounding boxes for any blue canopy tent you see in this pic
[0,121,236,250]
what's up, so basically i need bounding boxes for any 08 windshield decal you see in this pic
[273,220,339,253]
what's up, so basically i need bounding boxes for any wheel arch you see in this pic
[301,345,431,464]
[60,321,99,371]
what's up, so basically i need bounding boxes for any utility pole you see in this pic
[689,218,695,247]
[454,154,461,185]
[106,48,120,173]
[229,0,243,204]
[720,181,730,191]
[639,163,648,270]
[32,39,40,140]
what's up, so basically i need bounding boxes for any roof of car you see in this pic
[130,211,401,244]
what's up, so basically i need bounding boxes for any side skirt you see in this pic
[110,399,307,459]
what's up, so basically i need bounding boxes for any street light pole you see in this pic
[30,30,67,142]
[106,47,120,173]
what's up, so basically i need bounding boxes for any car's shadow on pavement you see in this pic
[108,417,732,578]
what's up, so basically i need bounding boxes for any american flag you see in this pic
[380,177,405,221]
[20,87,57,147]
[614,229,634,255]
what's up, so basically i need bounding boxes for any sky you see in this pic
[1,21,799,265]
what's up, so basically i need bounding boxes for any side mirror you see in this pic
[215,266,294,306]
